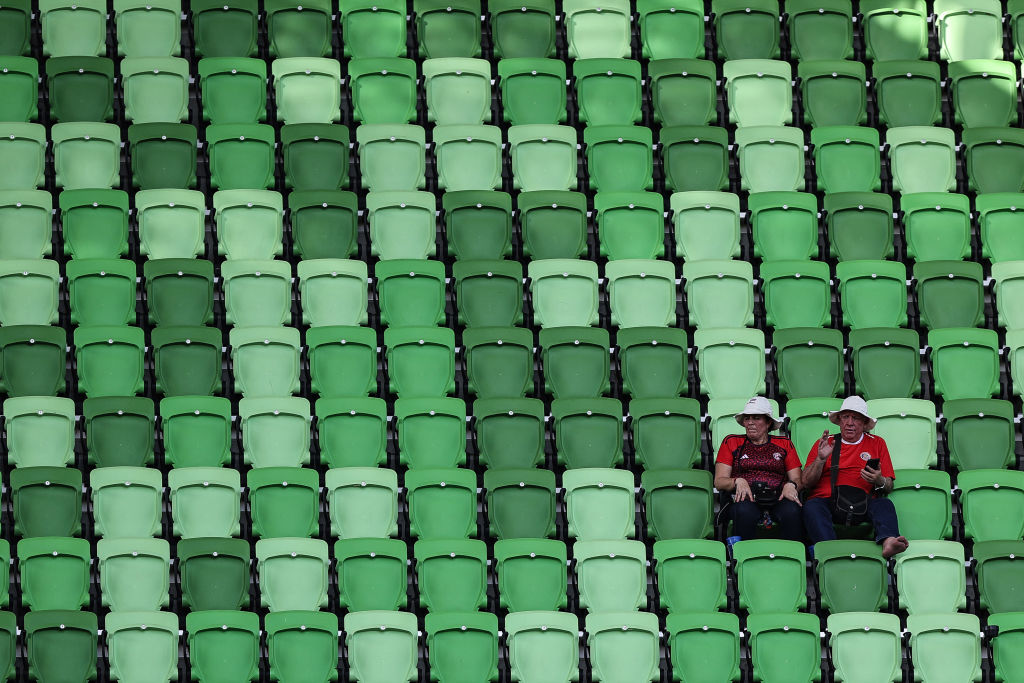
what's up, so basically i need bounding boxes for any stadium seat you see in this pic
[993,260,1024,329]
[605,259,677,328]
[1012,0,1024,58]
[867,397,936,469]
[780,398,836,459]
[385,327,457,397]
[0,190,52,259]
[629,397,701,468]
[113,0,180,56]
[334,538,408,610]
[317,398,388,468]
[160,395,232,468]
[65,258,136,326]
[528,259,600,328]
[906,614,982,683]
[823,192,893,261]
[900,192,971,261]
[957,469,1024,542]
[306,326,378,398]
[573,59,642,126]
[835,260,908,328]
[18,537,90,610]
[247,466,320,538]
[443,190,513,260]
[0,259,59,326]
[178,538,251,610]
[340,0,407,58]
[213,190,283,260]
[666,613,740,683]
[264,611,339,683]
[641,468,714,539]
[3,397,74,469]
[1005,329,1024,396]
[748,191,819,261]
[935,0,1002,61]
[973,541,1024,613]
[462,327,533,398]
[759,260,832,329]
[872,59,941,127]
[814,539,887,613]
[405,467,478,539]
[735,125,807,192]
[786,0,854,60]
[0,325,67,397]
[586,128,654,192]
[563,467,635,539]
[929,327,999,400]
[723,59,793,127]
[0,0,30,54]
[617,328,689,398]
[192,0,258,57]
[989,613,1024,683]
[345,611,419,683]
[894,540,966,613]
[325,467,398,537]
[648,59,718,126]
[484,468,556,539]
[121,57,189,123]
[168,467,241,538]
[683,259,754,328]
[963,127,1024,194]
[494,538,568,611]
[747,613,822,683]
[25,611,97,683]
[653,539,728,612]
[256,538,330,611]
[297,259,368,327]
[395,396,466,468]
[474,398,546,469]
[733,539,808,612]
[553,398,624,469]
[773,327,844,399]
[11,466,82,537]
[271,58,342,124]
[186,610,260,683]
[0,122,43,189]
[220,260,293,327]
[694,328,767,399]
[886,126,957,193]
[669,192,741,262]
[39,0,105,56]
[712,0,780,59]
[539,327,610,398]
[659,126,730,191]
[90,466,163,538]
[584,615,654,676]
[432,125,503,191]
[145,260,215,328]
[423,58,492,125]
[573,540,648,612]
[949,60,1018,128]
[426,612,500,683]
[136,190,206,259]
[281,124,350,191]
[265,0,332,57]
[811,126,881,193]
[347,57,417,124]
[943,398,1015,470]
[414,0,482,58]
[490,0,556,57]
[563,0,631,59]
[518,191,588,259]
[889,469,953,540]
[83,396,155,467]
[507,125,579,192]
[205,123,275,190]
[73,325,145,398]
[45,56,115,122]
[355,124,427,191]
[848,327,921,399]
[97,537,169,611]
[826,613,902,683]
[289,190,359,260]
[497,58,567,125]
[799,60,868,127]
[239,397,311,468]
[861,0,928,60]
[51,122,120,189]
[366,192,437,260]
[415,538,488,611]
[60,189,130,260]
[128,122,198,189]
[638,0,705,59]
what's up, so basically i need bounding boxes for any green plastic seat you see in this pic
[160,395,232,467]
[395,396,466,468]
[528,259,599,328]
[574,539,648,612]
[563,467,634,538]
[239,396,311,468]
[0,0,32,55]
[914,260,984,329]
[867,397,937,469]
[827,613,902,683]
[585,127,654,192]
[505,612,580,683]
[641,468,714,539]
[205,123,275,190]
[861,0,928,60]
[265,0,332,57]
[605,259,677,328]
[736,125,807,192]
[113,0,180,56]
[433,124,502,191]
[989,613,1024,683]
[348,57,417,123]
[423,58,492,125]
[168,467,241,538]
[281,124,350,190]
[97,537,169,611]
[907,613,981,682]
[90,466,163,537]
[889,469,952,540]
[588,613,656,677]
[747,613,821,683]
[963,127,1024,194]
[136,189,206,259]
[666,613,740,683]
[958,469,1024,542]
[221,259,292,327]
[128,122,198,189]
[553,399,623,469]
[18,537,90,610]
[463,327,533,398]
[824,192,894,261]
[508,124,579,192]
[798,60,866,126]
[325,466,398,537]
[539,326,610,398]
[659,126,730,191]
[191,0,258,57]
[45,56,114,122]
[759,260,833,329]
[990,261,1024,330]
[474,398,546,469]
[272,57,341,124]
[83,396,155,466]
[256,538,329,611]
[121,56,189,123]
[186,610,260,683]
[1013,0,1024,58]
[1005,329,1024,397]
[811,126,880,193]
[406,467,478,539]
[973,540,1024,613]
[814,539,887,613]
[653,539,727,612]
[494,539,567,611]
[786,0,853,59]
[638,0,705,59]
[985,196,1024,263]
[334,538,408,610]
[73,325,145,397]
[265,611,340,683]
[66,258,137,326]
[3,396,74,468]
[306,327,378,398]
[25,611,97,683]
[836,259,908,328]
[848,327,921,399]
[426,612,499,683]
[723,59,792,127]
[949,60,1018,128]
[490,0,556,57]
[683,259,754,328]
[872,59,942,127]
[563,0,630,58]
[355,124,427,191]
[443,190,513,260]
[0,259,59,326]
[748,191,819,261]
[247,466,320,538]
[317,398,387,471]
[366,192,436,260]
[198,57,267,124]
[11,466,82,537]
[649,59,718,127]
[484,468,556,539]
[0,122,43,189]
[0,611,14,677]
[144,259,214,327]
[376,259,446,327]
[0,190,52,259]
[617,328,689,399]
[943,398,1015,470]
[415,538,487,611]
[497,58,567,125]
[0,325,67,397]
[518,190,588,259]
[936,0,1002,60]
[297,259,367,327]
[894,540,966,613]
[345,611,418,683]
[573,59,642,126]
[289,190,359,259]
[783,397,842,457]
[177,537,251,609]
[694,328,767,399]
[340,0,407,58]
[629,397,700,468]
[733,538,808,612]
[597,192,665,258]
[773,327,844,399]
[40,0,105,56]
[712,0,780,59]
[51,122,121,189]
[885,126,957,193]
[414,0,482,58]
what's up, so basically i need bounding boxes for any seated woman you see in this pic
[714,396,803,541]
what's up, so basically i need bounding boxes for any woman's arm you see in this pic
[714,462,752,502]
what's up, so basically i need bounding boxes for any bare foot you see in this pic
[882,536,909,559]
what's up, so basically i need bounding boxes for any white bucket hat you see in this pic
[734,396,783,431]
[828,395,877,431]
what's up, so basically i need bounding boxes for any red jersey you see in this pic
[803,433,896,500]
[715,434,802,489]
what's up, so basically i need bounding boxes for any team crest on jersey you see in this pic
[860,452,871,461]
[773,452,782,460]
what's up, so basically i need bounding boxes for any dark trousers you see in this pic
[803,496,901,544]
[731,499,803,542]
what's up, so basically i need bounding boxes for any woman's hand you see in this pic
[733,477,753,502]
[779,481,802,506]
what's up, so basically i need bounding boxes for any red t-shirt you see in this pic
[803,433,896,500]
[715,435,802,489]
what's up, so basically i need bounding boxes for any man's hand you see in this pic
[733,477,753,502]
[816,430,834,461]
[860,464,884,486]
[778,481,802,506]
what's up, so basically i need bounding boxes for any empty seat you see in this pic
[629,397,701,468]
[0,0,30,54]
[890,469,953,540]
[426,613,500,683]
[494,538,567,611]
[748,191,818,261]
[993,261,1024,329]
[894,540,966,613]
[348,57,417,124]
[638,0,705,59]
[462,327,533,398]
[0,325,67,397]
[506,612,581,683]
[641,468,714,539]
[605,259,677,328]
[943,398,1015,470]
[432,125,503,191]
[281,124,351,190]
[653,539,727,612]
[810,126,881,193]
[443,191,513,260]
[40,0,105,56]
[508,124,579,192]
[0,122,44,189]
[265,0,332,57]
[239,397,311,468]
[25,611,97,683]
[51,122,121,189]
[297,259,368,327]
[539,326,610,398]
[872,59,941,127]
[128,122,198,189]
[773,327,844,399]
[949,60,1018,128]
[186,610,260,683]
[823,192,894,261]
[3,397,74,468]
[83,396,155,467]
[573,59,642,126]
[423,58,492,125]
[265,611,339,683]
[617,328,689,399]
[659,126,730,191]
[247,466,320,538]
[121,56,190,123]
[848,327,921,399]
[213,189,284,260]
[915,260,984,329]
[177,537,251,610]
[885,126,957,193]
[256,538,329,611]
[113,0,180,56]
[553,399,624,469]
[1006,329,1024,396]
[168,466,241,538]
[414,538,488,611]
[366,191,437,260]
[586,127,654,192]
[73,325,145,397]
[18,537,90,610]
[694,328,767,399]
[648,59,717,126]
[563,0,631,59]
[220,260,293,327]
[899,192,971,261]
[66,258,136,326]
[733,539,808,612]
[147,267,214,337]
[474,398,546,469]
[136,189,206,259]
[814,539,887,613]
[747,613,822,683]
[97,537,170,611]
[798,60,866,126]
[490,0,556,57]
[827,613,902,683]
[990,613,1024,683]
[271,57,342,124]
[963,127,1024,194]
[759,260,833,329]
[45,56,115,122]
[334,537,408,610]
[723,59,792,127]
[563,467,634,538]
[345,611,419,683]
[90,466,162,538]
[573,540,648,612]
[907,614,982,683]
[340,0,408,59]
[414,0,482,58]
[518,190,588,259]
[787,0,853,59]
[936,0,1002,60]
[784,397,843,457]
[712,0,780,59]
[192,0,258,57]
[973,540,1024,613]
[666,613,740,683]
[289,190,359,259]
[355,124,427,191]
[406,467,478,539]
[317,397,387,468]
[484,468,556,539]
[326,466,398,537]
[497,58,567,126]
[683,259,754,328]
[836,259,908,328]
[11,466,82,537]
[958,469,1024,542]
[0,190,52,259]
[160,395,232,468]
[868,397,937,469]
[306,326,378,398]
[595,192,664,259]
[861,0,928,61]
[205,123,276,189]
[735,126,806,192]
[385,327,456,397]
[0,259,59,326]
[528,259,599,328]
[60,189,129,259]
[394,396,466,468]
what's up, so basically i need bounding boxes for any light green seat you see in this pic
[885,126,957,193]
[773,327,844,399]
[114,0,180,55]
[638,0,705,59]
[206,123,275,189]
[747,613,822,683]
[247,466,320,538]
[463,327,533,398]
[505,612,580,683]
[334,538,408,611]
[573,59,642,126]
[894,540,966,613]
[453,260,523,327]
[735,125,806,192]
[798,60,866,126]
[281,123,351,190]
[307,327,378,398]
[367,193,437,260]
[666,613,740,683]
[872,59,941,126]
[490,0,556,58]
[508,124,579,192]
[563,467,634,539]
[83,396,154,467]
[849,328,921,399]
[617,329,689,399]
[426,612,499,683]
[51,122,121,189]
[484,468,556,539]
[414,0,481,58]
[653,539,727,612]
[867,397,937,469]
[694,328,767,399]
[384,327,457,398]
[161,395,232,467]
[497,58,567,126]
[356,124,427,191]
[585,126,654,192]
[861,0,928,61]
[326,467,398,538]
[66,258,137,326]
[136,189,206,259]
[495,539,567,611]
[814,540,887,613]
[266,0,332,57]
[649,59,717,126]
[395,396,466,467]
[198,57,266,124]
[3,396,74,468]
[316,398,387,469]
[0,259,59,326]
[989,613,1024,683]
[186,611,260,683]
[973,541,1024,613]
[827,613,902,683]
[0,190,52,259]
[415,538,487,611]
[406,467,478,539]
[936,0,1002,60]
[811,126,880,193]
[759,260,832,329]
[297,259,368,327]
[121,56,189,123]
[683,259,754,328]
[733,538,808,612]
[474,398,546,470]
[1006,329,1024,397]
[836,259,907,328]
[46,56,115,122]
[824,192,894,261]
[595,192,664,259]
[518,190,587,259]
[629,397,701,468]
[958,469,1024,542]
[528,259,599,328]
[168,466,241,538]
[748,191,818,261]
[239,396,310,468]
[906,614,982,683]
[784,397,842,458]
[90,466,163,538]
[914,260,984,329]
[0,325,67,398]
[25,611,97,683]
[890,468,951,539]
[289,190,359,259]
[723,59,792,127]
[641,468,714,539]
[586,612,659,683]
[271,57,341,124]
[345,611,418,683]
[949,60,1018,128]
[552,399,623,469]
[220,259,293,327]
[213,189,283,260]
[129,122,198,189]
[942,398,1016,470]
[97,538,170,611]
[340,0,406,58]
[144,259,215,329]
[659,126,730,191]
[17,537,90,610]
[256,538,329,611]
[605,259,676,328]
[712,0,780,59]
[423,58,492,125]
[433,125,503,191]
[177,537,251,609]
[348,57,417,123]
[563,0,630,58]
[73,325,145,397]
[786,0,853,60]
[40,0,105,56]
[574,540,647,613]
[265,611,339,683]
[0,122,44,189]
[963,127,1024,194]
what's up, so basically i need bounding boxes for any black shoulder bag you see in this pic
[735,437,783,507]
[829,451,870,525]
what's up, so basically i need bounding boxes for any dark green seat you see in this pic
[990,612,1024,683]
[265,611,339,683]
[616,327,688,398]
[414,539,487,611]
[484,468,556,539]
[712,0,780,59]
[772,327,845,399]
[425,612,499,683]
[648,59,718,127]
[83,396,155,467]
[518,190,588,259]
[45,56,114,122]
[667,613,740,683]
[160,396,232,467]
[414,0,482,57]
[641,469,714,539]
[206,123,275,190]
[144,258,215,326]
[943,398,1016,470]
[963,127,1024,194]
[0,56,38,122]
[340,0,407,58]
[266,0,332,57]
[247,466,320,538]
[490,0,556,57]
[496,58,567,125]
[306,326,379,398]
[824,192,894,261]
[282,123,350,191]
[872,60,941,127]
[539,326,611,398]
[192,0,258,57]
[11,466,82,537]
[786,0,854,59]
[814,539,888,613]
[973,540,1024,613]
[0,325,67,397]
[289,190,358,259]
[25,611,97,683]
[638,0,705,59]
[454,260,523,327]
[913,260,984,330]
[0,0,30,55]
[334,538,408,611]
[186,610,260,683]
[197,57,266,123]
[405,467,479,539]
[798,60,866,126]
[463,327,534,398]
[494,538,567,611]
[653,539,728,612]
[443,190,513,260]
[552,397,623,469]
[178,537,251,610]
[629,397,701,469]
[315,397,387,467]
[128,123,198,189]
[348,57,417,123]
[473,397,546,469]
[849,327,921,399]
[659,126,730,191]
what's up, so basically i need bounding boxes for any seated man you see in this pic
[801,395,909,558]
